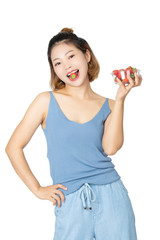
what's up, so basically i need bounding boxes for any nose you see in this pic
[65,66,72,72]
[64,60,72,70]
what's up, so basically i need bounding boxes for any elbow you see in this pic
[104,144,123,155]
[5,140,11,154]
[106,143,124,155]
[5,147,12,157]
[5,144,14,155]
[103,145,118,155]
[104,149,117,156]
[102,140,124,156]
[5,145,10,155]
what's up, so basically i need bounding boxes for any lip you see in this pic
[66,69,78,76]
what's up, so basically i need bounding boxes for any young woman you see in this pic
[5,27,142,240]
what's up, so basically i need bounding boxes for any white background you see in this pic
[1,0,160,239]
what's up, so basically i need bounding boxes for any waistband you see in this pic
[79,183,96,210]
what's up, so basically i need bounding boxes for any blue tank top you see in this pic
[42,91,120,196]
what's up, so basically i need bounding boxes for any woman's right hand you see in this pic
[35,184,68,208]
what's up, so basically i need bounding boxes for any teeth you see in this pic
[67,69,78,77]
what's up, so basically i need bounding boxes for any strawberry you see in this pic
[123,77,129,84]
[112,70,119,84]
[118,69,124,80]
[125,66,136,81]
[112,70,119,76]
[112,66,140,85]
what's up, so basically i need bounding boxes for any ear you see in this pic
[85,49,91,63]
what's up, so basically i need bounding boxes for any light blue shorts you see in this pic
[53,179,137,240]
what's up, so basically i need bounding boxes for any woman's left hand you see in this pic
[115,71,143,102]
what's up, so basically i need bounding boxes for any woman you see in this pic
[5,27,142,240]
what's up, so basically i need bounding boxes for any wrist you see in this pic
[34,185,42,198]
[115,98,125,104]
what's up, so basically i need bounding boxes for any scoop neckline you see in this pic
[50,91,108,126]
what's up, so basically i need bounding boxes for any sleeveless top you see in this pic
[42,91,121,196]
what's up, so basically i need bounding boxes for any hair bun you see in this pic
[60,27,74,33]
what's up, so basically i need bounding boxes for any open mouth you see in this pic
[67,70,79,80]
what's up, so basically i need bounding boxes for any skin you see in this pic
[102,71,142,154]
[42,42,111,129]
[5,42,143,208]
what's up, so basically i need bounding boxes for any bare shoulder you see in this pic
[37,91,50,101]
[108,98,115,112]
[22,91,51,127]
[5,91,51,150]
[94,92,115,110]
[35,91,51,120]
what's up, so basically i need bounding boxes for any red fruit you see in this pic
[112,66,139,85]
[125,67,135,81]
[120,69,126,81]
[132,67,137,73]
[126,66,133,72]
[117,69,123,79]
[112,70,119,76]
[123,78,129,83]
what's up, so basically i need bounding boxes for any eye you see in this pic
[69,55,75,58]
[54,55,75,67]
[55,62,60,67]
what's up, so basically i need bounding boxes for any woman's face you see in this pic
[51,42,91,86]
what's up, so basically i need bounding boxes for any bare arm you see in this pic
[5,92,48,198]
[102,99,124,155]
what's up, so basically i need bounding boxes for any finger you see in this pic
[55,184,68,190]
[50,193,60,203]
[116,77,126,90]
[139,74,143,85]
[51,194,61,207]
[134,72,139,85]
[128,73,135,85]
[126,73,135,90]
[53,199,56,206]
[52,189,65,207]
[55,190,65,203]
[134,72,141,85]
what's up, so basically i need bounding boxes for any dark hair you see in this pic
[47,27,100,90]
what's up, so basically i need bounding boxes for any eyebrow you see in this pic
[53,50,74,62]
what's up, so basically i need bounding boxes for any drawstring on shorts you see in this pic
[79,183,96,210]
